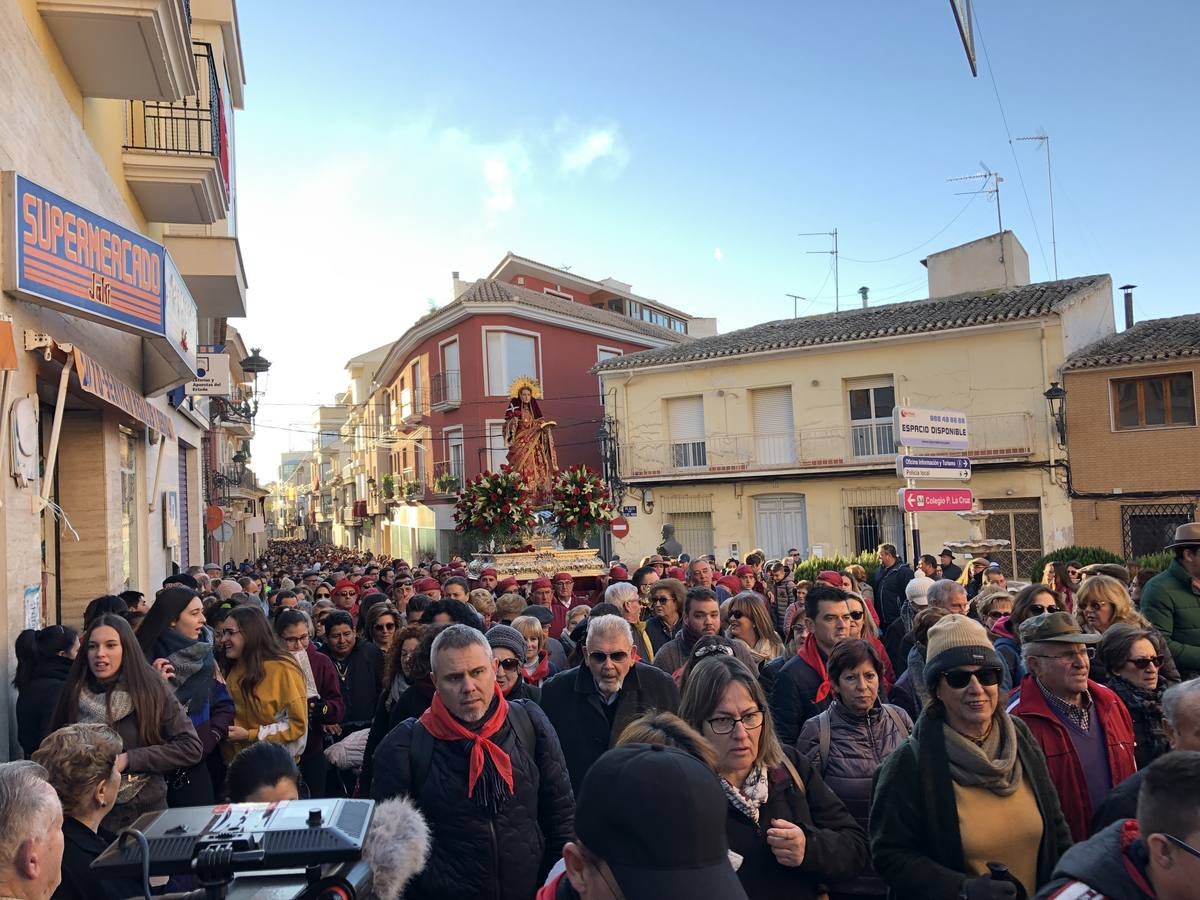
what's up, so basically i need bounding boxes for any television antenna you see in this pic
[799,229,839,313]
[948,164,1005,246]
[1015,132,1057,279]
[785,293,806,318]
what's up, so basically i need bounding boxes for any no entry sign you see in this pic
[897,488,973,513]
[609,517,630,539]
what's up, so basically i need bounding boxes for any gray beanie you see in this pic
[924,614,1003,694]
[486,624,527,660]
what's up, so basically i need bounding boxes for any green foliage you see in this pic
[380,473,395,499]
[792,552,880,585]
[434,472,461,494]
[1133,551,1173,574]
[1027,546,1126,583]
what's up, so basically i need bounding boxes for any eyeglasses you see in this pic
[216,628,241,640]
[707,709,764,734]
[942,668,1003,689]
[1032,646,1096,662]
[373,622,397,632]
[496,658,522,672]
[588,650,630,665]
[282,634,310,647]
[1164,833,1200,862]
[1028,603,1060,615]
[1126,655,1164,670]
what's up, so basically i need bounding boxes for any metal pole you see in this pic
[833,228,839,315]
[39,354,74,511]
[1045,137,1058,279]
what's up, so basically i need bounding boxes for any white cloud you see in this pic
[713,247,724,262]
[484,157,515,212]
[559,124,628,174]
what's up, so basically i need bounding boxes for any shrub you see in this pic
[1133,551,1173,574]
[792,552,880,585]
[1027,546,1126,583]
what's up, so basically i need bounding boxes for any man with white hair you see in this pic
[606,581,654,662]
[540,614,681,793]
[371,624,574,900]
[0,761,64,900]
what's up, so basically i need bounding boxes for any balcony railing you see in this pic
[428,459,464,495]
[398,467,425,501]
[399,388,428,426]
[125,42,229,191]
[620,412,1035,480]
[430,371,462,410]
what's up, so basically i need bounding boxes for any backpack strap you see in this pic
[778,748,806,795]
[817,708,831,774]
[507,699,537,756]
[882,704,911,739]
[408,721,434,795]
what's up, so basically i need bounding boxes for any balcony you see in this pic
[399,387,428,427]
[210,394,254,437]
[428,460,463,496]
[398,467,425,502]
[618,412,1035,481]
[163,233,246,317]
[39,0,195,100]
[343,504,361,525]
[430,371,462,411]
[123,42,230,225]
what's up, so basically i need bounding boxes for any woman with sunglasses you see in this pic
[364,602,401,652]
[645,578,685,654]
[1096,624,1171,768]
[725,592,785,669]
[843,593,896,695]
[991,583,1061,686]
[485,624,543,703]
[871,615,1071,900]
[958,558,990,601]
[680,653,867,899]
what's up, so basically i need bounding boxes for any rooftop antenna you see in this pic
[785,293,806,318]
[1015,132,1057,279]
[799,229,839,313]
[948,164,1005,268]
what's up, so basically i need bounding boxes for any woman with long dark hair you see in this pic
[50,615,202,831]
[14,624,78,757]
[216,606,307,765]
[136,587,234,805]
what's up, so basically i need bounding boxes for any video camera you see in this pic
[92,798,374,900]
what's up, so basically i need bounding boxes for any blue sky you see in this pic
[236,1,1199,473]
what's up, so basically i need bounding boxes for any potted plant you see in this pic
[381,473,395,500]
[434,471,461,494]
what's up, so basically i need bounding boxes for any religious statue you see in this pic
[503,376,559,502]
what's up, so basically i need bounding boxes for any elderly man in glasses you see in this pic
[1010,612,1137,842]
[540,614,680,793]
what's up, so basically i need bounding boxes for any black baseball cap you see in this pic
[575,744,748,900]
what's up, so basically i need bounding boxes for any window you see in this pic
[437,338,461,406]
[485,330,538,396]
[1122,504,1196,558]
[120,428,138,590]
[597,347,622,404]
[486,420,507,473]
[667,395,706,468]
[850,506,904,556]
[847,380,896,457]
[983,497,1044,578]
[445,427,465,480]
[1112,372,1195,430]
[668,512,714,559]
[752,386,796,465]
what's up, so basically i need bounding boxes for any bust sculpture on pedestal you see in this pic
[657,523,683,559]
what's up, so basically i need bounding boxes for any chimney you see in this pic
[1119,283,1136,330]
[858,286,869,308]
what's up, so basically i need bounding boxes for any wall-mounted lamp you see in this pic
[642,488,655,515]
[1043,382,1067,449]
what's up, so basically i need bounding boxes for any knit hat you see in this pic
[905,575,934,607]
[486,624,527,661]
[924,614,1002,694]
[816,570,844,589]
[734,565,755,577]
[413,577,439,593]
[609,566,629,581]
[667,566,686,580]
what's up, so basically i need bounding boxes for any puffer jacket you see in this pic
[1141,560,1200,678]
[16,655,72,757]
[797,700,913,897]
[370,698,575,900]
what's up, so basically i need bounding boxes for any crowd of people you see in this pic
[8,522,1200,900]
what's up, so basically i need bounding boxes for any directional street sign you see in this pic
[893,406,969,450]
[896,454,972,481]
[898,488,974,513]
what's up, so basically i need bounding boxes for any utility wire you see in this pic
[972,4,1052,281]
[840,187,987,264]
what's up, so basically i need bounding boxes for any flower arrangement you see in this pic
[452,465,538,546]
[551,464,614,544]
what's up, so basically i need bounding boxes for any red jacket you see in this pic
[1009,673,1137,841]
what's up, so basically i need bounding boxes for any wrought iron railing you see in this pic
[430,371,462,408]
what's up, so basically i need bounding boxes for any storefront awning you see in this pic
[72,347,175,440]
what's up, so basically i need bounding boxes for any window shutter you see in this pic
[668,396,706,468]
[752,386,795,465]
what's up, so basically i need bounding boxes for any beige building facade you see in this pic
[0,0,250,756]
[597,239,1116,577]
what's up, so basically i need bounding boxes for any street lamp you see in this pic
[1043,382,1067,448]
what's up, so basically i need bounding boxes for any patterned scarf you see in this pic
[719,763,770,824]
[419,685,514,813]
[78,681,134,725]
[796,633,833,703]
[154,628,215,716]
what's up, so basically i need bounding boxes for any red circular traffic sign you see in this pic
[609,517,630,539]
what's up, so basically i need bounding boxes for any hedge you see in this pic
[793,552,880,585]
[1026,546,1126,583]
[1133,551,1173,574]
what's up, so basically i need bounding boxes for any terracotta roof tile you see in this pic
[1064,312,1200,370]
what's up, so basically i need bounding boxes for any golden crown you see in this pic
[509,375,543,399]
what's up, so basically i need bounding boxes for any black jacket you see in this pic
[1036,819,1154,900]
[873,562,915,628]
[540,662,680,794]
[644,616,678,654]
[767,653,831,746]
[726,745,868,900]
[323,639,384,730]
[17,655,72,757]
[870,710,1072,900]
[53,817,143,900]
[370,699,575,900]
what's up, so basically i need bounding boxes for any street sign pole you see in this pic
[909,474,921,561]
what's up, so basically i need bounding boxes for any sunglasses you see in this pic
[847,610,865,621]
[942,668,1002,689]
[497,658,522,672]
[1127,655,1164,670]
[588,650,630,665]
[650,595,672,604]
[728,610,747,620]
[315,592,331,598]
[1028,604,1059,615]
[373,622,397,632]
[335,591,355,598]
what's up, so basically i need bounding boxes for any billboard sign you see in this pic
[893,406,969,450]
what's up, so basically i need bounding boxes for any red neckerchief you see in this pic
[797,633,832,702]
[1118,819,1157,898]
[418,684,514,798]
[526,650,551,685]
